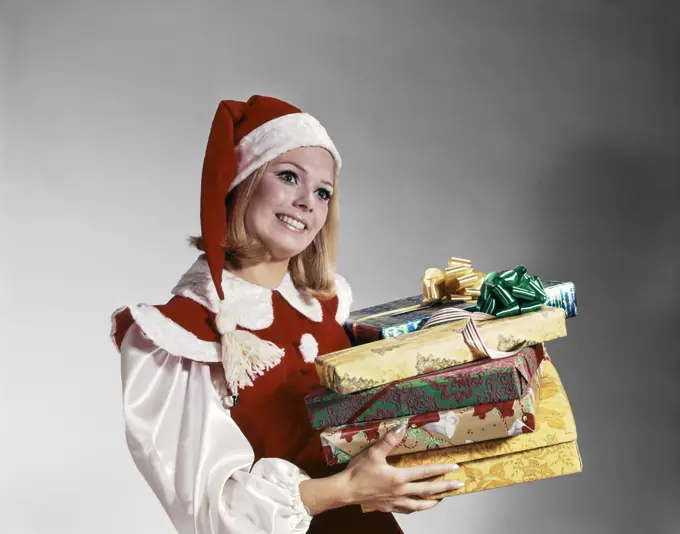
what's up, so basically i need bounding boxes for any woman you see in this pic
[111,95,464,533]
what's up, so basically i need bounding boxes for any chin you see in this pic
[266,233,313,260]
[264,242,308,262]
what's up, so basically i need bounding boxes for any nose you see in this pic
[292,186,315,212]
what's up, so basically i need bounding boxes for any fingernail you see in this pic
[447,464,459,472]
[450,480,465,490]
[393,424,406,436]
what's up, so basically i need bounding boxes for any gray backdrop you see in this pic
[1,1,679,533]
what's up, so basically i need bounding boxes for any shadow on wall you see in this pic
[531,141,680,530]
[537,142,677,301]
[534,140,679,371]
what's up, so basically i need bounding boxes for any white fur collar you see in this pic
[170,255,351,331]
[333,273,352,324]
[112,257,352,364]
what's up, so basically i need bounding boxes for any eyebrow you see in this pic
[276,160,334,188]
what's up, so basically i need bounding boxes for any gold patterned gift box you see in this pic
[316,306,567,394]
[320,368,541,465]
[362,360,581,510]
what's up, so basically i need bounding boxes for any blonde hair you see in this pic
[190,163,340,300]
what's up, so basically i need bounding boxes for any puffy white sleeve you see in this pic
[119,322,312,534]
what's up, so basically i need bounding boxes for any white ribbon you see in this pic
[421,307,526,359]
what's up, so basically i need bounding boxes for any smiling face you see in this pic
[244,146,336,262]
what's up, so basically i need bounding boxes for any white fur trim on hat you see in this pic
[232,113,341,191]
[298,333,319,363]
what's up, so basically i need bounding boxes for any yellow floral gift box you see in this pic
[316,306,567,394]
[362,360,581,511]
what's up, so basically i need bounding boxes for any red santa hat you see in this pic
[200,95,341,394]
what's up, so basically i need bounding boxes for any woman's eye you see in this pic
[316,188,332,201]
[277,170,298,184]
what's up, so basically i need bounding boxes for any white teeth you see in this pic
[277,215,305,230]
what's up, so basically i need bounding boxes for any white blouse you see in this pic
[114,256,353,534]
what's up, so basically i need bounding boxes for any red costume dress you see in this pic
[112,256,403,533]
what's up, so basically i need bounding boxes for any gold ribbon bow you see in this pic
[349,257,486,341]
[422,257,486,304]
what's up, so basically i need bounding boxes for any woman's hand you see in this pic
[339,424,464,514]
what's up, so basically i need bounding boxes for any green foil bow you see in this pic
[475,265,547,318]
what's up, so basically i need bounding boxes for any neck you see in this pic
[227,257,290,289]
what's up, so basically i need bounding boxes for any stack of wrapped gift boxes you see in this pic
[305,259,581,507]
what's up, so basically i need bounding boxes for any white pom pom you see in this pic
[298,333,319,363]
[216,300,237,335]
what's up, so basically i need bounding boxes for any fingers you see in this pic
[367,424,406,458]
[398,462,460,483]
[392,497,442,514]
[403,478,465,498]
